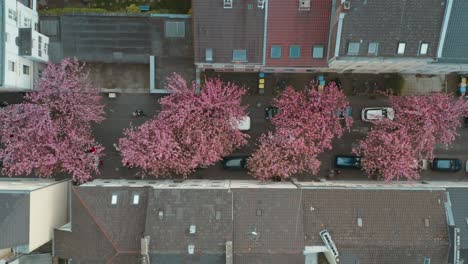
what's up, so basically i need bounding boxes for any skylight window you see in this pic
[397,42,406,55]
[111,194,118,205]
[420,42,428,55]
[133,194,140,205]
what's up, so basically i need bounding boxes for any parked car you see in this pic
[431,158,462,172]
[230,116,251,131]
[265,106,280,120]
[334,155,362,169]
[361,107,395,122]
[221,156,249,170]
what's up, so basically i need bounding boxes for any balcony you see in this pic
[18,28,49,63]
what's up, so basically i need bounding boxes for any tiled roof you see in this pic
[232,188,304,254]
[302,189,449,263]
[447,188,468,248]
[192,0,265,64]
[440,0,468,61]
[55,181,451,264]
[337,0,445,58]
[266,0,332,67]
[0,193,29,249]
[145,189,233,253]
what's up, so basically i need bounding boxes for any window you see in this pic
[397,42,406,55]
[289,45,301,58]
[44,43,48,55]
[23,17,31,27]
[271,45,282,59]
[205,48,213,62]
[247,3,254,9]
[8,9,17,21]
[312,45,324,59]
[23,65,30,75]
[423,258,430,264]
[8,61,15,72]
[419,42,428,55]
[368,42,379,55]
[232,49,247,61]
[111,194,118,205]
[132,194,140,205]
[224,0,233,8]
[165,21,185,38]
[347,42,360,55]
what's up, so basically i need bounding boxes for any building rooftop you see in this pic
[0,178,62,192]
[439,0,468,62]
[336,0,445,58]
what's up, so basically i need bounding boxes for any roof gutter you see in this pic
[437,0,453,58]
[334,13,346,58]
[0,0,5,86]
[262,0,269,67]
[326,0,336,63]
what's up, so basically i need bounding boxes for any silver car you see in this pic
[361,107,395,122]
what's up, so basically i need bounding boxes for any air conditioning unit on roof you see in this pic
[299,0,311,10]
[224,0,233,9]
[343,0,350,10]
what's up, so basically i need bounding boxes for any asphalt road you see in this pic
[1,92,467,182]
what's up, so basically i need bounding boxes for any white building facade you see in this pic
[1,0,49,91]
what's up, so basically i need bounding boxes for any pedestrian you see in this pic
[113,143,120,152]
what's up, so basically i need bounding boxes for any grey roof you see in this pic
[302,189,449,264]
[192,0,265,64]
[447,188,468,248]
[0,193,30,248]
[338,0,445,57]
[145,188,233,253]
[440,0,468,61]
[40,14,193,64]
[232,188,304,255]
[55,184,450,264]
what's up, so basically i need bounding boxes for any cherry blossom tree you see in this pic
[352,120,420,182]
[248,82,352,181]
[353,93,468,182]
[0,58,105,183]
[118,74,249,177]
[389,93,468,160]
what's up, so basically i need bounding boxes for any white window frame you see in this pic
[23,17,31,28]
[397,42,406,55]
[347,42,360,55]
[368,42,379,55]
[419,42,428,55]
[132,194,140,205]
[8,61,15,72]
[224,0,233,9]
[111,194,118,205]
[312,45,324,59]
[8,9,17,21]
[23,65,30,75]
[205,48,213,62]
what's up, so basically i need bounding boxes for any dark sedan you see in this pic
[431,158,462,172]
[221,156,249,170]
[265,106,281,120]
[334,155,362,169]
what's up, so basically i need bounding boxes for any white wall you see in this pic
[28,181,69,252]
[2,0,46,91]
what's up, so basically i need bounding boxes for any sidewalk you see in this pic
[400,74,446,95]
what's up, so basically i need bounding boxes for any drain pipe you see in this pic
[326,0,337,63]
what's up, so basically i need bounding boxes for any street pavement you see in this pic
[1,87,468,182]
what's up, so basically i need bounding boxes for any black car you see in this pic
[334,155,362,169]
[265,106,280,120]
[431,158,462,172]
[221,156,249,170]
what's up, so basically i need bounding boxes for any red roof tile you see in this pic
[266,0,332,67]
